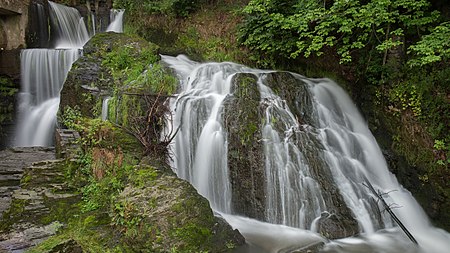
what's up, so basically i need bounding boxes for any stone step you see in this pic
[0,175,21,187]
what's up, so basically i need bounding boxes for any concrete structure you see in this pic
[0,0,29,78]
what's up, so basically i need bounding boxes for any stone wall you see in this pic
[0,0,29,78]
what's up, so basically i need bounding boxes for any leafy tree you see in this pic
[408,21,450,66]
[239,0,440,64]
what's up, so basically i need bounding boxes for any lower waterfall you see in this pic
[14,49,80,147]
[162,55,450,253]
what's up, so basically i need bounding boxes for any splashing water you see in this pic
[163,55,450,253]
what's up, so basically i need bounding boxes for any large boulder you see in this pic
[114,161,245,252]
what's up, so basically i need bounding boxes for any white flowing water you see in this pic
[163,55,450,253]
[48,1,90,49]
[90,12,96,36]
[101,97,111,121]
[106,9,125,33]
[13,2,88,147]
[14,2,126,147]
[14,49,80,146]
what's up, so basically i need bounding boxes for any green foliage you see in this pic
[61,106,83,130]
[388,83,422,117]
[128,63,178,94]
[102,42,176,95]
[128,166,159,188]
[176,26,240,62]
[434,139,450,166]
[172,222,212,249]
[102,44,159,84]
[0,76,17,96]
[408,22,450,66]
[239,0,440,64]
[0,76,17,127]
[114,0,202,17]
[112,200,142,237]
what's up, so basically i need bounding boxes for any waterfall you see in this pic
[106,9,125,33]
[13,1,87,147]
[48,1,90,49]
[163,55,450,253]
[15,49,79,146]
[101,97,111,121]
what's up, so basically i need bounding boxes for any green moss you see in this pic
[128,165,159,188]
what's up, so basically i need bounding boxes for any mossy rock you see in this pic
[112,161,245,252]
[222,73,266,221]
[59,32,160,119]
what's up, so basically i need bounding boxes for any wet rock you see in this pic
[0,147,55,216]
[263,72,360,239]
[263,72,316,127]
[317,212,359,240]
[222,71,360,239]
[223,73,266,220]
[292,242,325,253]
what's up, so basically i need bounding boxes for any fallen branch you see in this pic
[363,178,418,245]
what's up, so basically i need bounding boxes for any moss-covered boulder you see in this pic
[59,32,160,118]
[113,162,244,252]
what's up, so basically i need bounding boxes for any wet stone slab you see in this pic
[0,147,55,216]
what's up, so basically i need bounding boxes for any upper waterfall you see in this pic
[106,9,125,33]
[162,55,450,253]
[48,1,90,48]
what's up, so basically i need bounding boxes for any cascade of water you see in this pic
[13,2,89,147]
[258,77,328,229]
[163,55,450,253]
[106,9,125,33]
[15,49,80,147]
[164,55,254,212]
[92,12,97,36]
[101,97,111,121]
[48,1,90,48]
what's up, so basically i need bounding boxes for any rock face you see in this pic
[0,147,55,216]
[223,71,360,239]
[223,73,266,221]
[0,0,28,78]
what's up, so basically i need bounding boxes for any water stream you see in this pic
[162,55,450,253]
